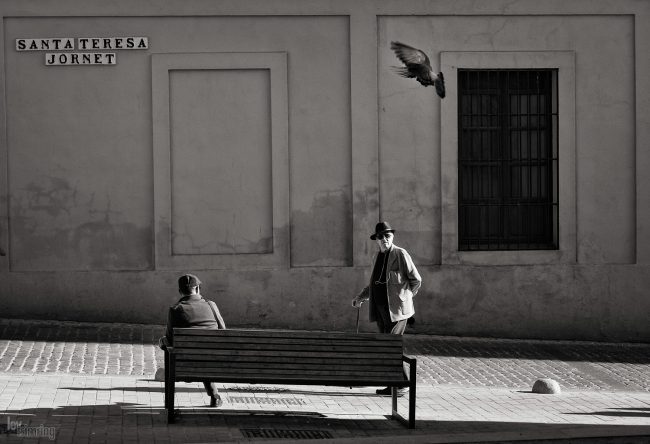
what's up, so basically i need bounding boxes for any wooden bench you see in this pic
[164,328,417,428]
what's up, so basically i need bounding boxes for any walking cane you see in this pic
[354,300,363,334]
[351,301,362,390]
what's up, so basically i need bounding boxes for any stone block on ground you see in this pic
[532,378,561,394]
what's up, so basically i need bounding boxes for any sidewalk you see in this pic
[0,318,649,443]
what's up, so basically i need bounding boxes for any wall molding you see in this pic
[440,51,576,265]
[152,52,289,269]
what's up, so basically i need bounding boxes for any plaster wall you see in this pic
[0,0,648,342]
[379,15,635,266]
[3,15,351,271]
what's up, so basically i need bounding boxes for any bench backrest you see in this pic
[171,328,406,386]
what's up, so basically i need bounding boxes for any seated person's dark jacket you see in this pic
[164,295,226,346]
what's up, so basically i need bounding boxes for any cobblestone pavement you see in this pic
[0,318,649,443]
[0,320,162,376]
[1,319,649,393]
[408,335,650,393]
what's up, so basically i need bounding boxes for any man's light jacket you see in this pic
[357,244,422,322]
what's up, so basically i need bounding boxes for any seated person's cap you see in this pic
[178,274,201,289]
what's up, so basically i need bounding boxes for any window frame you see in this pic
[457,68,559,251]
[440,51,576,265]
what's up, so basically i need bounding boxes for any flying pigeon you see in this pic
[390,41,445,98]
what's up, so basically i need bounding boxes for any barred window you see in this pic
[458,69,558,251]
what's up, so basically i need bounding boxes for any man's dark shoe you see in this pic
[376,387,407,397]
[210,394,222,407]
[376,387,391,396]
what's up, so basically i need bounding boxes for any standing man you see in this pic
[352,221,422,396]
[159,274,226,407]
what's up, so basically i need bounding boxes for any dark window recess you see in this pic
[458,69,559,251]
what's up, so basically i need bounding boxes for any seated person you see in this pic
[159,274,226,407]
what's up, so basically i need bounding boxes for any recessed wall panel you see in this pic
[169,69,272,255]
[152,52,289,269]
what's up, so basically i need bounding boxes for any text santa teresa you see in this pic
[16,37,149,51]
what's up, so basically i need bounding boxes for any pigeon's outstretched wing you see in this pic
[391,41,432,71]
[390,41,445,98]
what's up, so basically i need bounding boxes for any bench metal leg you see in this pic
[167,387,175,424]
[166,352,176,423]
[407,356,416,429]
[164,350,170,410]
[392,356,417,429]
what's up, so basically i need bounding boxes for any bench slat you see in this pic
[176,361,403,372]
[174,354,401,365]
[173,349,401,359]
[176,371,403,381]
[174,328,400,342]
[175,368,405,379]
[173,342,402,354]
[176,355,401,368]
[174,336,401,346]
[175,374,410,387]
[176,365,403,374]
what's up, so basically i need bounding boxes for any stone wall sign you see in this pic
[15,37,149,66]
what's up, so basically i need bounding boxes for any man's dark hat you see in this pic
[370,221,396,240]
[178,274,201,290]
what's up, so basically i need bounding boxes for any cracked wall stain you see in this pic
[291,189,352,267]
[10,177,151,270]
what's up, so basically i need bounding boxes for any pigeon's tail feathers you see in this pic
[435,71,446,98]
[391,66,416,79]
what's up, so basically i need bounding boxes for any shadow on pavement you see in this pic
[567,408,650,418]
[1,402,650,442]
[59,384,378,397]
[59,386,202,393]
